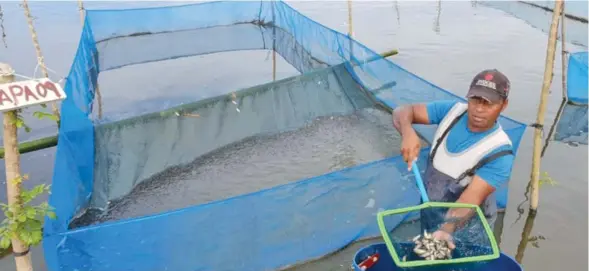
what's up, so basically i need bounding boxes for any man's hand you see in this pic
[400,129,421,170]
[432,230,456,250]
[392,104,430,170]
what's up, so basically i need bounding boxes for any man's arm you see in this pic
[438,175,496,233]
[392,100,459,134]
[439,151,515,232]
[392,101,457,169]
[392,104,430,169]
[392,104,431,136]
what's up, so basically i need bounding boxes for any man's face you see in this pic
[466,96,508,131]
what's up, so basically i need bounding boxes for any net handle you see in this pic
[411,162,429,202]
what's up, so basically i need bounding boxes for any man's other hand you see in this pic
[400,129,421,170]
[432,230,456,250]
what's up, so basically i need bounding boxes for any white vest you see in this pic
[430,102,512,187]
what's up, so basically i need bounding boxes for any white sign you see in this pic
[0,78,66,113]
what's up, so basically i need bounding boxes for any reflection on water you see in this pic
[515,211,539,264]
[433,0,441,34]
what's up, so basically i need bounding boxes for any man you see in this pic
[392,69,515,249]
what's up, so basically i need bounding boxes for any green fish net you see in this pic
[377,202,500,269]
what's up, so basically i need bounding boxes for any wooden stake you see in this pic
[21,0,60,125]
[0,63,33,271]
[530,0,564,212]
[272,0,276,81]
[541,4,568,158]
[76,0,103,119]
[77,0,84,24]
[559,1,567,100]
[347,0,353,37]
[347,0,354,62]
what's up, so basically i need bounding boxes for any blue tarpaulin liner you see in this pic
[554,103,588,145]
[566,52,588,105]
[43,1,527,270]
[553,51,588,145]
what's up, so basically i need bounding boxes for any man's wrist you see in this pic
[439,221,456,233]
[400,125,416,137]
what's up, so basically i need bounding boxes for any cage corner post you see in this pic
[347,0,353,58]
[541,1,568,158]
[78,0,103,119]
[272,0,276,81]
[21,0,61,126]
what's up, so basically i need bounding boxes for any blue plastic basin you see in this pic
[352,243,523,271]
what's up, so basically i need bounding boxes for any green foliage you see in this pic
[539,171,558,188]
[32,111,59,122]
[0,175,56,249]
[10,109,59,134]
[0,108,58,252]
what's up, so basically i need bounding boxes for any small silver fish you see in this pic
[412,235,421,242]
[436,252,445,259]
[414,248,427,255]
[424,231,432,240]
[402,255,407,262]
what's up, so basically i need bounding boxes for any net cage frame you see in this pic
[376,202,500,268]
[42,1,528,270]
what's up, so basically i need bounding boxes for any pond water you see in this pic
[0,1,586,271]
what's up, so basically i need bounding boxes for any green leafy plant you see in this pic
[0,108,58,253]
[0,175,55,249]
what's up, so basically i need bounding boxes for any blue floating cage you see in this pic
[43,1,527,270]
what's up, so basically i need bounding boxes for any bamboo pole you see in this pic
[0,135,57,159]
[272,0,276,81]
[347,0,354,64]
[77,0,103,119]
[347,0,353,37]
[559,2,567,101]
[541,2,568,157]
[346,0,356,70]
[0,63,33,271]
[21,0,60,126]
[530,0,564,212]
[77,0,84,23]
